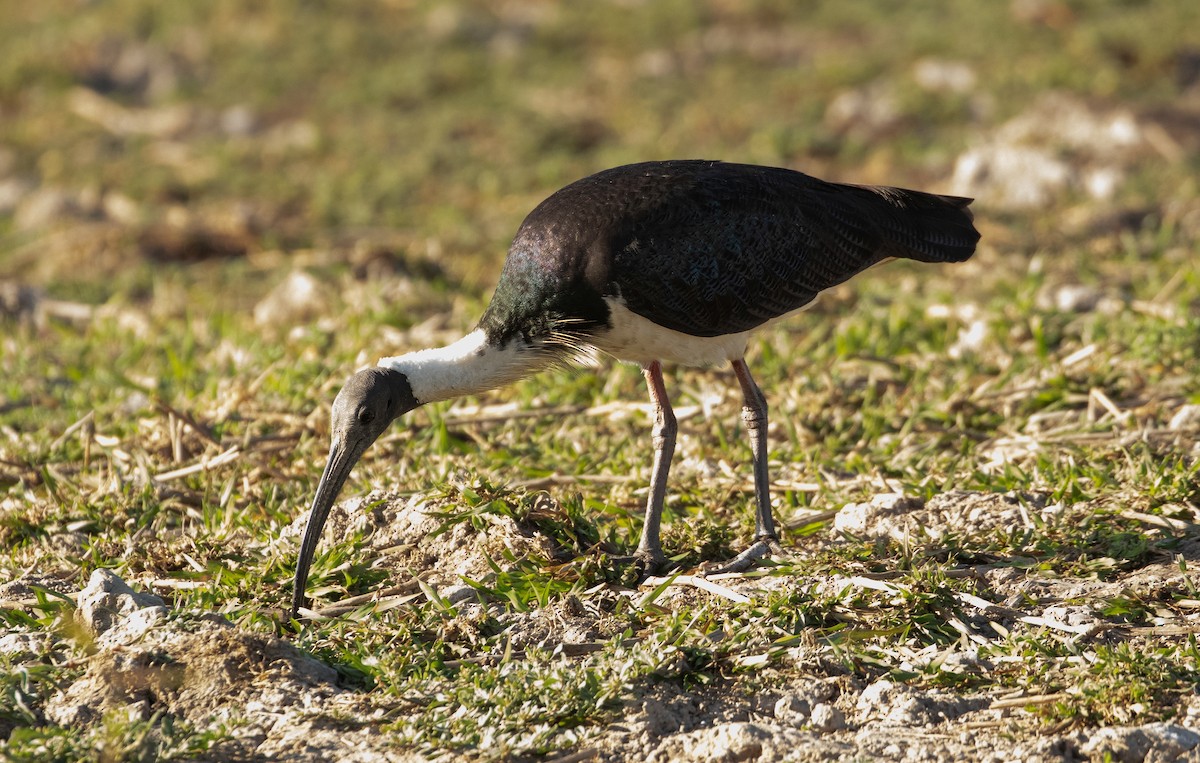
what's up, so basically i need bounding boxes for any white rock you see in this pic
[0,632,55,661]
[221,104,259,136]
[833,494,923,537]
[14,186,86,230]
[102,191,141,225]
[949,319,988,358]
[774,694,811,725]
[1041,604,1100,630]
[1075,723,1200,762]
[913,58,977,94]
[857,679,899,713]
[809,702,847,732]
[74,568,166,638]
[1052,284,1105,313]
[825,82,899,135]
[0,177,34,215]
[1142,722,1200,756]
[96,604,169,649]
[1169,404,1200,431]
[441,584,483,606]
[253,270,328,328]
[648,722,776,763]
[950,93,1147,210]
[951,144,1071,210]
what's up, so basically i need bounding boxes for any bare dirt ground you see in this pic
[9,485,1199,762]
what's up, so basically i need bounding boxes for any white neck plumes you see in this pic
[378,329,546,405]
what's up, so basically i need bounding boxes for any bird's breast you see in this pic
[590,297,754,367]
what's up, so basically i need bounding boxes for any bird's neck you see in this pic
[377,329,544,405]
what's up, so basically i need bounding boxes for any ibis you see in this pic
[291,160,979,617]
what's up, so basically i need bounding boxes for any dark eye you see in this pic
[356,407,375,426]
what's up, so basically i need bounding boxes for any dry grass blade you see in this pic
[149,579,210,591]
[782,508,840,529]
[310,592,424,618]
[846,575,908,594]
[156,400,222,448]
[726,479,822,494]
[1117,624,1200,636]
[49,410,94,451]
[1017,616,1101,636]
[0,591,81,609]
[990,693,1072,710]
[640,574,752,603]
[301,582,425,618]
[512,473,639,489]
[1087,387,1128,423]
[954,592,1028,620]
[544,749,599,763]
[151,446,241,483]
[1120,510,1200,535]
[441,640,640,669]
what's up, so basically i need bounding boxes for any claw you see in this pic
[700,537,789,576]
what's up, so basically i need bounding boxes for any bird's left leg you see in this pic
[705,359,788,574]
[621,361,674,575]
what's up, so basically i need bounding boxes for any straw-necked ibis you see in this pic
[291,160,979,616]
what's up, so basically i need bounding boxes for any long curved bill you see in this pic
[290,441,363,618]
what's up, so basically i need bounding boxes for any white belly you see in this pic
[589,297,812,368]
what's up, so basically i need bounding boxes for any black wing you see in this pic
[601,162,978,337]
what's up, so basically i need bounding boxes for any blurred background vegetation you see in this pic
[2,0,1197,299]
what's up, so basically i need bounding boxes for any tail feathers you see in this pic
[935,193,975,221]
[863,186,981,264]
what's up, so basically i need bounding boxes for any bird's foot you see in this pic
[610,548,673,585]
[701,537,789,576]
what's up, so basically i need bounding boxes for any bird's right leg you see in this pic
[703,359,787,574]
[629,360,675,574]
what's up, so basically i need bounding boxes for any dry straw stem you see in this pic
[639,574,752,604]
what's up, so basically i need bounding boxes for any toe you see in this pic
[701,538,789,576]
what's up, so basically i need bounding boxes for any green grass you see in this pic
[4,711,236,763]
[2,0,1200,757]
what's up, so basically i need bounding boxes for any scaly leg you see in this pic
[706,359,787,574]
[630,360,675,573]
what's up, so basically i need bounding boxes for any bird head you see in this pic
[291,366,417,618]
